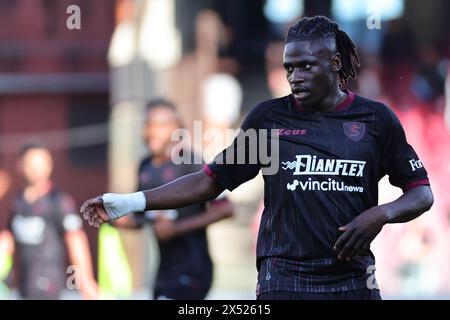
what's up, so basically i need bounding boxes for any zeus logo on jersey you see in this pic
[409,159,423,172]
[274,128,307,136]
[281,155,366,177]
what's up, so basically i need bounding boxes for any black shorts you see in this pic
[154,281,211,300]
[153,270,213,300]
[257,289,382,300]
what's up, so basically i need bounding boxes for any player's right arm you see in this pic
[80,170,223,228]
[81,100,268,228]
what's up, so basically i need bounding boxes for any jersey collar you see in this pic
[290,90,355,113]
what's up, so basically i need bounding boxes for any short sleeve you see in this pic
[59,193,83,232]
[205,104,265,191]
[379,107,430,192]
[135,153,207,224]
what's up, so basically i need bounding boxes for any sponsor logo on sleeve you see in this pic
[409,159,423,172]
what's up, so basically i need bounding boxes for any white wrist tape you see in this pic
[101,192,146,220]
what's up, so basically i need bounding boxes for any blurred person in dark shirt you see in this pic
[411,43,448,108]
[0,143,98,299]
[115,99,234,300]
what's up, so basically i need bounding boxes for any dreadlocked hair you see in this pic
[285,16,360,86]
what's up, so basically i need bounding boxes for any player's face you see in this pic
[144,106,180,156]
[283,39,341,108]
[21,148,53,185]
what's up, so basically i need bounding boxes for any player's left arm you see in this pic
[377,185,433,224]
[65,229,99,299]
[334,185,433,261]
[60,195,99,299]
[153,198,234,241]
[335,105,434,261]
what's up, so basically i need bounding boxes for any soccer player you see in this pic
[0,143,98,299]
[80,16,433,300]
[114,99,234,299]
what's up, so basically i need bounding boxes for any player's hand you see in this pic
[334,205,389,261]
[153,215,178,241]
[80,196,110,228]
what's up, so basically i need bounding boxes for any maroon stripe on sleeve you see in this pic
[203,164,218,180]
[403,179,430,192]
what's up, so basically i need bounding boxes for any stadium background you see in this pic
[0,0,449,299]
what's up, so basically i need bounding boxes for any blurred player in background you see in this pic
[80,16,433,300]
[115,99,234,300]
[0,143,98,299]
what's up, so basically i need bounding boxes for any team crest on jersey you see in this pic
[343,122,365,142]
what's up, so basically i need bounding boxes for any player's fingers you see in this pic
[334,228,354,252]
[337,231,358,260]
[356,241,370,255]
[87,213,98,226]
[95,205,110,222]
[361,242,370,252]
[83,207,97,221]
[93,217,103,228]
[87,210,99,225]
[82,202,109,224]
[80,199,94,214]
[88,213,99,226]
[80,197,103,214]
[346,237,365,260]
[80,199,93,214]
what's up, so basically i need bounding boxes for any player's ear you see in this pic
[331,53,342,73]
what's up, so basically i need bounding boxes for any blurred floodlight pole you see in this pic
[107,0,181,194]
[106,0,180,295]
